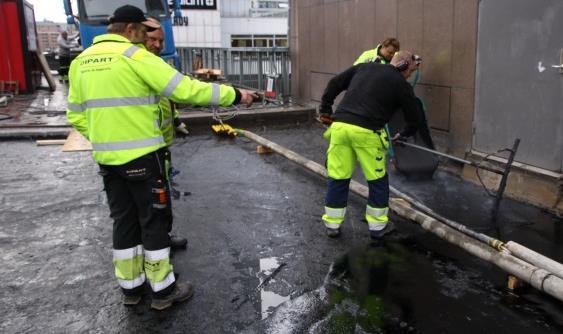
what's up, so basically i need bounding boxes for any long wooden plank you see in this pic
[62,129,92,152]
[33,50,57,91]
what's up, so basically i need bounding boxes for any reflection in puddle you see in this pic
[259,257,290,319]
[261,290,290,320]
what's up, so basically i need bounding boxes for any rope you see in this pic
[211,105,240,125]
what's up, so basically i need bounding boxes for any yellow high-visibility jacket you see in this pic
[67,34,237,165]
[353,44,388,65]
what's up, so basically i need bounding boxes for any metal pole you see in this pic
[492,138,521,216]
[396,140,506,175]
[239,51,244,86]
[257,51,263,91]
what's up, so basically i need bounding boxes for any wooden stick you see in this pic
[36,139,66,146]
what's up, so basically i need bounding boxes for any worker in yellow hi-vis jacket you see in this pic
[66,5,257,311]
[353,37,400,65]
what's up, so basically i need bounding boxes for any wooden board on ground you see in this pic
[63,129,92,152]
[36,139,66,146]
[33,50,57,91]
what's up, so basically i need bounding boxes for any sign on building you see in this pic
[168,0,217,10]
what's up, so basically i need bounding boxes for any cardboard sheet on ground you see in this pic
[62,129,92,152]
[388,99,438,179]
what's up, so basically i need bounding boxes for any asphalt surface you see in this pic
[1,125,562,333]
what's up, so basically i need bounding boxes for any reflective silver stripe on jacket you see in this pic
[122,45,141,58]
[67,102,84,112]
[210,83,220,106]
[69,96,160,111]
[162,72,184,97]
[161,118,172,128]
[92,136,165,151]
[83,96,160,109]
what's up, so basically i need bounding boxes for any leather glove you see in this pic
[175,121,189,137]
[319,113,333,125]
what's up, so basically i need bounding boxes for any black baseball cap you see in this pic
[108,5,160,29]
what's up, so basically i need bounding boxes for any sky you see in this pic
[27,0,75,23]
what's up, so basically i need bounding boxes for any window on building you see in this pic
[231,35,253,47]
[231,34,288,48]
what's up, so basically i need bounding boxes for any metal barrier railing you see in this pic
[176,47,291,101]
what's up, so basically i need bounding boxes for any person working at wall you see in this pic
[318,51,423,241]
[353,37,400,65]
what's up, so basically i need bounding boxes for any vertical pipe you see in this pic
[492,138,521,216]
[239,50,244,86]
[281,52,289,100]
[258,51,263,90]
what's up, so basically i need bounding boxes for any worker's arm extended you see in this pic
[124,46,246,107]
[319,65,359,115]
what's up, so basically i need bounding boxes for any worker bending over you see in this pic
[66,5,257,310]
[319,51,423,241]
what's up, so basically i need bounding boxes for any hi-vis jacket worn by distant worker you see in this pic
[353,44,388,65]
[66,34,238,165]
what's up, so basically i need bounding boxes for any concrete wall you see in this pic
[289,0,479,157]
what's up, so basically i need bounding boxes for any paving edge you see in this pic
[0,106,316,140]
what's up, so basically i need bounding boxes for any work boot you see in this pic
[151,282,194,311]
[170,235,188,250]
[369,222,395,241]
[122,294,142,306]
[326,227,341,238]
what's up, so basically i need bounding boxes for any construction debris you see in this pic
[193,68,223,81]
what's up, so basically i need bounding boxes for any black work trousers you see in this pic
[100,149,174,294]
[100,150,173,250]
[58,54,71,78]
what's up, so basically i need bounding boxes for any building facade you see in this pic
[289,0,562,214]
[171,0,288,48]
[36,21,61,52]
[36,21,77,52]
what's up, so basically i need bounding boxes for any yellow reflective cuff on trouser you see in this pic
[113,245,146,289]
[322,206,346,229]
[366,205,389,231]
[144,248,175,292]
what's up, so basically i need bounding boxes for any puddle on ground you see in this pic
[258,257,290,319]
[245,238,563,333]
